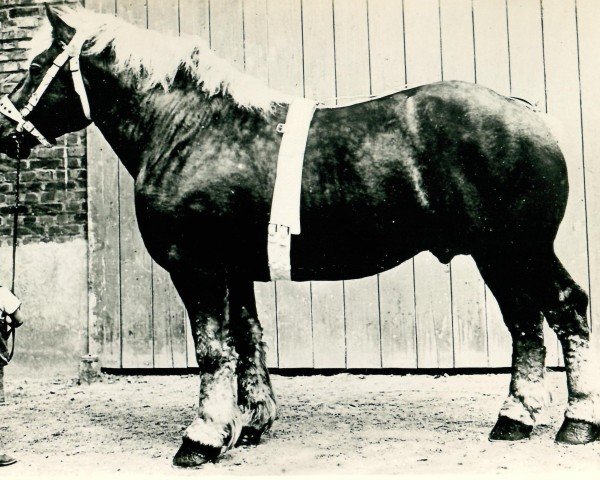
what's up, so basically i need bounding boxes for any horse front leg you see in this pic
[171,273,243,468]
[229,280,277,445]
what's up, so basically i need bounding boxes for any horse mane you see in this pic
[28,6,291,113]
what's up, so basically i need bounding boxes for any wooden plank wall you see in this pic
[87,0,598,370]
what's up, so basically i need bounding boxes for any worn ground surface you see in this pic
[0,370,599,478]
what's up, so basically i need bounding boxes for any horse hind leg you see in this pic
[537,255,600,444]
[474,249,550,440]
[228,280,277,446]
[491,310,548,441]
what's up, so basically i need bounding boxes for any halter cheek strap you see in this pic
[0,31,91,148]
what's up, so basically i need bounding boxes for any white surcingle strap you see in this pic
[268,97,317,281]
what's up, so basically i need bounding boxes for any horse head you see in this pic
[0,6,92,160]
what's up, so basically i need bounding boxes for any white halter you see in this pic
[0,31,91,148]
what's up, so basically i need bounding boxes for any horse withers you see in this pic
[0,5,598,467]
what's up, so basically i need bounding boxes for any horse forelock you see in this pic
[27,6,291,114]
[27,22,53,64]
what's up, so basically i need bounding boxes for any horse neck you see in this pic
[83,60,230,179]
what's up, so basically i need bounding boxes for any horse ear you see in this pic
[45,4,75,43]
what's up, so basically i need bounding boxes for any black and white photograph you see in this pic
[0,0,599,477]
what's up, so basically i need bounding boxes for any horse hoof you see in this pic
[235,426,264,447]
[489,416,533,441]
[172,437,222,468]
[555,419,600,445]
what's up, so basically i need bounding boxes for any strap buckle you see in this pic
[267,223,291,280]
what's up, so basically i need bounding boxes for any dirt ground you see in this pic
[1,369,599,478]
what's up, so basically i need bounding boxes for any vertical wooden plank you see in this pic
[413,256,453,368]
[267,0,304,94]
[440,0,475,82]
[116,0,147,26]
[506,0,559,366]
[85,0,115,14]
[368,0,417,368]
[367,0,406,93]
[144,0,187,368]
[301,0,345,368]
[148,0,179,34]
[310,282,346,368]
[471,0,512,367]
[254,281,278,369]
[577,0,600,355]
[440,0,487,368]
[333,0,381,368]
[115,0,153,368]
[332,0,371,105]
[178,0,209,369]
[151,264,187,368]
[450,256,488,367]
[243,0,269,84]
[87,126,121,367]
[179,0,210,39]
[86,0,121,367]
[210,0,244,68]
[404,0,453,368]
[379,263,417,367]
[543,0,589,368]
[506,0,546,107]
[244,0,279,368]
[267,0,313,368]
[473,0,511,95]
[343,277,380,368]
[302,0,337,101]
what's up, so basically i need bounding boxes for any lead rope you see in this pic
[3,139,21,363]
[12,140,20,292]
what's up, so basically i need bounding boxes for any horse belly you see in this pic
[290,211,425,281]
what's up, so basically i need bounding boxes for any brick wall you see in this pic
[0,0,86,245]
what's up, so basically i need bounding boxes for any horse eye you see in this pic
[29,63,43,74]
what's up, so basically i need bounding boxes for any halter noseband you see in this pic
[0,31,91,148]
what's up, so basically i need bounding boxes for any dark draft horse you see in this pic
[0,6,598,468]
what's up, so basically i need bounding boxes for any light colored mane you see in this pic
[28,6,291,113]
